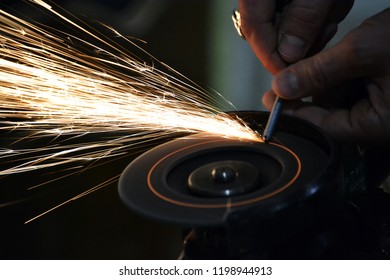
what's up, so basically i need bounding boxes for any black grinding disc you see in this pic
[118,112,338,226]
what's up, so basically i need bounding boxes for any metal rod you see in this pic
[262,96,283,143]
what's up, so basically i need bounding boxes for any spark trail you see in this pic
[0,1,261,220]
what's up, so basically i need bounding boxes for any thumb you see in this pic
[272,42,361,100]
[271,9,390,99]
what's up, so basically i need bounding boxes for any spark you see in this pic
[0,1,262,220]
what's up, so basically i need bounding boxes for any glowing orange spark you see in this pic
[0,1,261,177]
[0,1,262,221]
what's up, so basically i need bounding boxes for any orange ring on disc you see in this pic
[147,138,301,209]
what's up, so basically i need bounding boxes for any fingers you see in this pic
[238,0,354,73]
[301,0,355,57]
[273,79,390,146]
[263,97,387,145]
[278,0,354,62]
[261,9,390,146]
[278,0,335,62]
[272,9,390,100]
[287,105,380,144]
[238,0,286,74]
[262,89,307,114]
[318,99,388,145]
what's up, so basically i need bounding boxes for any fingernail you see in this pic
[274,71,300,99]
[278,34,305,62]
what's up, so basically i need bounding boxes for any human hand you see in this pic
[262,8,390,146]
[238,0,354,74]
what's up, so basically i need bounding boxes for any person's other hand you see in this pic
[262,8,390,146]
[238,0,354,74]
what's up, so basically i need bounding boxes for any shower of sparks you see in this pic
[0,1,262,220]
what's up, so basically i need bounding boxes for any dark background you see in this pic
[0,0,213,259]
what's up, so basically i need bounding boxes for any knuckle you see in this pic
[340,35,364,64]
[340,10,390,72]
[340,29,376,72]
[301,56,330,92]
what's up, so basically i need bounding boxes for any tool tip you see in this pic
[261,135,271,143]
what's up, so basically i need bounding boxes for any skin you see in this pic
[238,0,390,146]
